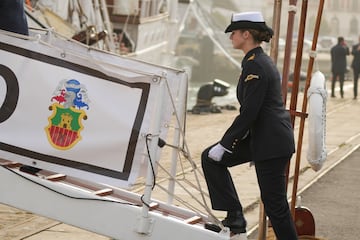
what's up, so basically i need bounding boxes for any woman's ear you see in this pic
[242,30,250,39]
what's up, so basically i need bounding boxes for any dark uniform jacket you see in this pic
[351,43,360,71]
[330,43,349,74]
[220,47,295,161]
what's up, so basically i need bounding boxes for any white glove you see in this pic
[208,143,231,162]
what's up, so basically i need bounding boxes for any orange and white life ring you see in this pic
[307,71,327,171]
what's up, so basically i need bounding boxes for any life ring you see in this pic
[306,71,327,171]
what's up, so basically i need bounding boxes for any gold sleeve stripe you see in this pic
[245,74,259,82]
[247,54,255,61]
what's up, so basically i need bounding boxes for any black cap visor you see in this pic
[225,21,273,35]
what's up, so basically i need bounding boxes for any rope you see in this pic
[159,77,223,225]
[288,5,297,13]
[309,50,317,59]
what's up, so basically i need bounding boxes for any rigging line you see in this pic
[140,132,166,207]
[163,77,211,211]
[155,184,212,220]
[1,165,140,207]
[155,161,206,206]
[155,158,220,224]
[157,147,205,195]
[174,151,205,187]
[154,170,221,225]
[189,2,242,70]
[122,11,131,36]
[157,152,209,198]
[161,79,214,219]
[74,0,89,29]
[181,178,210,198]
[145,133,157,190]
[177,151,188,179]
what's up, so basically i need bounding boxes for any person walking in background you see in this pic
[201,11,298,240]
[351,36,360,100]
[330,36,350,98]
[0,0,29,35]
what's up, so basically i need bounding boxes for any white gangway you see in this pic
[0,29,246,240]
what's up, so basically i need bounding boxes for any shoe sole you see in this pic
[229,226,246,234]
[204,223,246,234]
[204,222,221,232]
[230,233,248,240]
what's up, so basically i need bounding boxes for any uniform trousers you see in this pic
[331,72,345,97]
[201,146,298,240]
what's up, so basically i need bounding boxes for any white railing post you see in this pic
[167,73,187,204]
[137,76,166,234]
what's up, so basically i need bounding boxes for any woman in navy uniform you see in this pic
[201,12,298,239]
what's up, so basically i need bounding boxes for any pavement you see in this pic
[248,143,360,240]
[295,144,360,240]
[1,81,360,240]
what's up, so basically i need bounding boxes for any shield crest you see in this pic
[45,79,90,150]
[46,103,87,149]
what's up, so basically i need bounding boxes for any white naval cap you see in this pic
[224,11,273,36]
[232,11,264,22]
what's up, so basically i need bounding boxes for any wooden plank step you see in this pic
[45,174,66,181]
[184,216,202,224]
[94,188,113,196]
[0,161,22,168]
[1,159,208,225]
[149,202,159,210]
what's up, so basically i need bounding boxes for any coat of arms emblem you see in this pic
[45,79,90,150]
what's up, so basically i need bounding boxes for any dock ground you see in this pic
[295,144,360,240]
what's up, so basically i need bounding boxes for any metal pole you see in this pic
[257,2,282,239]
[281,0,298,105]
[289,0,308,128]
[290,0,325,217]
[283,0,299,196]
[99,0,115,52]
[269,0,282,64]
[167,74,187,204]
[137,79,166,234]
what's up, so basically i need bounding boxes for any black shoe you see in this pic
[221,210,247,234]
[204,222,222,232]
[331,94,336,98]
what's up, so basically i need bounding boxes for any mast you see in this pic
[99,0,115,51]
[258,3,283,239]
[281,0,298,105]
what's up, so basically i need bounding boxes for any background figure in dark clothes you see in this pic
[351,36,360,100]
[0,0,29,35]
[330,36,349,98]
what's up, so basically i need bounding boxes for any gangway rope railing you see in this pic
[157,76,223,226]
